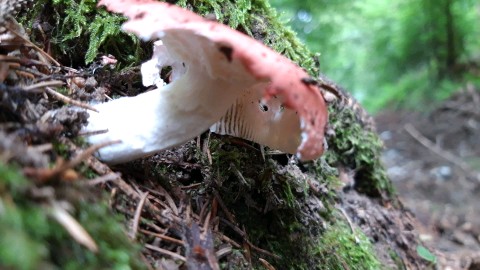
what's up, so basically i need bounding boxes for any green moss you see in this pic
[52,140,70,159]
[178,0,252,31]
[325,105,395,199]
[210,158,381,269]
[206,126,387,269]
[22,0,143,66]
[235,206,319,269]
[0,207,50,270]
[72,136,89,148]
[316,219,381,270]
[210,137,255,179]
[48,200,147,270]
[76,163,98,179]
[207,140,320,268]
[0,163,147,269]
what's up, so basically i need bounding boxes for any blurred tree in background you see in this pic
[270,0,480,113]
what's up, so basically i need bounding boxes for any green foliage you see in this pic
[0,165,48,270]
[316,220,381,270]
[363,68,468,112]
[0,163,147,270]
[270,0,480,113]
[0,207,50,270]
[26,0,141,65]
[363,67,434,112]
[48,200,147,269]
[416,245,437,264]
[178,0,252,31]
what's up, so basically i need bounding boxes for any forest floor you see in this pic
[376,85,480,269]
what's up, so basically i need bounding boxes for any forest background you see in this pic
[271,0,480,113]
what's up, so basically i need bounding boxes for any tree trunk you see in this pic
[445,0,457,74]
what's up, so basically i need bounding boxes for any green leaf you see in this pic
[416,245,437,263]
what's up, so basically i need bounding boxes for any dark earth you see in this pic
[376,85,480,269]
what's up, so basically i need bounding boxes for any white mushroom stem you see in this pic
[85,35,259,164]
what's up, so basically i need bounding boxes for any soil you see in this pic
[376,84,480,269]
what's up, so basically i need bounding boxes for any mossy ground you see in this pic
[0,163,146,270]
[316,220,381,270]
[202,136,384,269]
[1,0,430,269]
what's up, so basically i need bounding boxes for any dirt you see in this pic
[376,84,480,269]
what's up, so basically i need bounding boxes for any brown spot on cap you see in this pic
[218,45,233,62]
[134,11,145,19]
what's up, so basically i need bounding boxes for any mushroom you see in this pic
[85,0,328,164]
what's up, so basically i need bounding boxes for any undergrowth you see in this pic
[0,163,146,270]
[316,220,381,270]
[23,0,144,66]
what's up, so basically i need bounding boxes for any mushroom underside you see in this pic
[85,31,303,163]
[85,1,328,164]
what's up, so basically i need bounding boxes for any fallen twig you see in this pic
[335,204,359,243]
[27,143,53,153]
[50,202,98,252]
[404,123,472,173]
[216,246,233,259]
[179,182,203,189]
[130,191,150,240]
[24,140,120,182]
[145,244,186,262]
[5,24,61,66]
[220,234,241,249]
[143,186,179,216]
[45,86,99,112]
[213,190,236,224]
[61,139,178,225]
[85,172,121,186]
[23,80,64,91]
[78,129,109,137]
[139,229,185,245]
[259,258,276,270]
[220,217,280,259]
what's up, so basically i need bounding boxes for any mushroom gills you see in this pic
[210,84,302,154]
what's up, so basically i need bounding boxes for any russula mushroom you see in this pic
[84,0,328,164]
